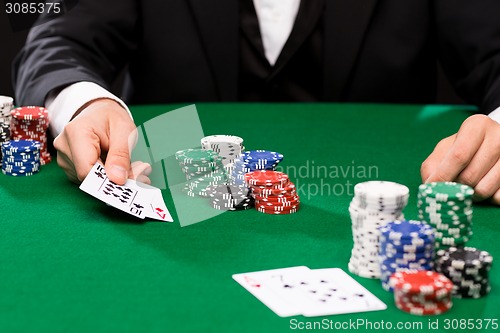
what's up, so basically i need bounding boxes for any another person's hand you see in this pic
[421,114,500,205]
[53,98,151,185]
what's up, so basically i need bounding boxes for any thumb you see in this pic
[104,120,136,185]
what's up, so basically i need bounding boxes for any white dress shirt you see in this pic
[46,0,500,137]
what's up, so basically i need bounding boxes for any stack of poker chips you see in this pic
[417,182,474,248]
[0,96,14,165]
[435,247,493,298]
[389,270,454,315]
[201,135,244,166]
[206,184,254,211]
[0,96,13,125]
[378,220,435,291]
[1,139,41,176]
[175,148,228,197]
[231,150,284,186]
[245,170,300,215]
[348,181,409,279]
[10,106,51,164]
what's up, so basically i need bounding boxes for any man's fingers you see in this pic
[130,161,152,178]
[425,115,486,183]
[65,121,102,182]
[491,188,500,206]
[104,120,136,185]
[421,135,454,182]
[456,136,500,188]
[474,159,500,201]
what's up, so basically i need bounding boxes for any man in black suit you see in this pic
[13,0,500,203]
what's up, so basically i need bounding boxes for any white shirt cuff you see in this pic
[45,81,133,137]
[488,107,500,124]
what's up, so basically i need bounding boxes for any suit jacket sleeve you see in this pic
[435,0,500,113]
[12,0,139,106]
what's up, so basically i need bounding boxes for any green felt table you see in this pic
[0,103,499,333]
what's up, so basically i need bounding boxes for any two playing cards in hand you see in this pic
[233,266,386,317]
[80,162,173,222]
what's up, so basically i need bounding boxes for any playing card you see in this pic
[266,268,387,317]
[232,266,311,317]
[137,183,173,222]
[80,163,157,219]
[233,267,386,317]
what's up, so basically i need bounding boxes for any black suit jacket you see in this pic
[12,0,500,113]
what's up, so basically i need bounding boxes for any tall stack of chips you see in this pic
[389,270,454,315]
[245,170,300,214]
[205,184,254,211]
[1,139,41,176]
[175,148,228,197]
[0,96,14,165]
[417,182,474,248]
[348,181,409,279]
[378,220,435,291]
[231,150,284,186]
[435,247,493,298]
[10,106,51,164]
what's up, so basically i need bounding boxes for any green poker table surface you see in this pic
[1,103,499,333]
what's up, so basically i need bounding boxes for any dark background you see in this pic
[0,9,464,105]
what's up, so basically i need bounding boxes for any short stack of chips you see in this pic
[10,106,51,164]
[348,181,409,279]
[0,96,13,165]
[201,135,244,166]
[206,184,254,211]
[175,148,228,197]
[435,247,493,298]
[417,182,474,248]
[231,150,284,186]
[245,170,300,214]
[1,139,41,176]
[378,220,435,291]
[389,270,453,315]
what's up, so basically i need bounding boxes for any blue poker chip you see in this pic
[2,166,40,173]
[379,220,435,241]
[381,260,433,271]
[2,160,39,167]
[1,139,41,155]
[2,169,40,176]
[379,240,434,253]
[4,155,40,163]
[240,150,284,163]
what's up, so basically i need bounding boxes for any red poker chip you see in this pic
[13,120,49,125]
[390,270,453,296]
[253,192,297,201]
[245,170,289,187]
[256,206,299,215]
[254,194,299,202]
[255,198,300,207]
[255,203,300,211]
[253,181,295,197]
[40,156,52,164]
[11,106,48,120]
[394,289,451,303]
[395,298,452,315]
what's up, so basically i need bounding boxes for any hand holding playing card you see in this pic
[80,162,173,222]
